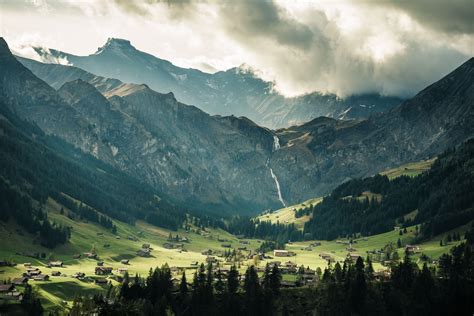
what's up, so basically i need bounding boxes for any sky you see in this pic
[1,0,473,98]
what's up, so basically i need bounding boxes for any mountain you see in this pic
[29,38,403,128]
[1,38,282,214]
[2,38,473,213]
[269,57,473,203]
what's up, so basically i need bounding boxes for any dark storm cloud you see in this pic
[377,0,474,35]
[219,0,315,51]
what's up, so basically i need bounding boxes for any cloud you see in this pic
[375,0,474,35]
[2,0,472,98]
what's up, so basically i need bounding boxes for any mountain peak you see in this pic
[0,37,14,59]
[95,38,135,54]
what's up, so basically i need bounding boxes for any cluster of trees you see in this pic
[304,139,474,240]
[53,193,116,232]
[0,180,70,248]
[226,216,303,244]
[0,100,187,233]
[70,263,282,315]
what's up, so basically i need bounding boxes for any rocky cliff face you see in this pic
[3,38,473,214]
[27,38,403,128]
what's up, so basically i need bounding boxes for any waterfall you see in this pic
[273,135,281,151]
[270,167,286,207]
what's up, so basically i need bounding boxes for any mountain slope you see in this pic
[28,38,403,128]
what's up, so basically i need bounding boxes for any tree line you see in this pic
[303,139,474,240]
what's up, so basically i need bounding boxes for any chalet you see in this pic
[97,261,104,266]
[23,263,31,267]
[95,267,113,275]
[117,268,128,274]
[26,269,41,277]
[348,254,362,261]
[163,243,174,249]
[137,248,151,257]
[73,272,86,279]
[33,274,50,281]
[201,249,214,256]
[180,236,189,243]
[12,277,28,285]
[120,259,130,265]
[405,245,420,253]
[49,261,63,267]
[94,278,109,285]
[0,284,15,294]
[83,252,98,259]
[274,250,289,257]
[51,271,61,276]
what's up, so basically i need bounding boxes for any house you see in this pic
[73,272,86,279]
[117,268,128,274]
[206,256,217,263]
[274,250,289,257]
[163,243,174,249]
[23,263,31,267]
[97,261,104,266]
[310,242,321,247]
[180,236,189,243]
[137,249,151,257]
[405,245,420,253]
[319,254,333,262]
[83,252,98,259]
[348,254,362,261]
[33,274,50,281]
[51,271,61,276]
[221,243,231,248]
[0,284,15,294]
[201,249,213,256]
[120,259,130,265]
[49,261,63,267]
[94,278,109,285]
[12,277,28,285]
[95,267,113,275]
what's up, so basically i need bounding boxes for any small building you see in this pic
[51,271,61,276]
[73,272,86,279]
[163,243,174,249]
[23,263,31,267]
[137,249,151,257]
[97,261,104,266]
[274,250,289,257]
[120,259,129,265]
[206,256,217,263]
[405,245,420,253]
[201,249,213,256]
[347,253,362,262]
[33,274,50,281]
[117,268,128,274]
[0,284,15,294]
[94,278,109,285]
[49,261,63,267]
[12,277,28,285]
[83,252,97,259]
[221,243,231,248]
[95,267,113,275]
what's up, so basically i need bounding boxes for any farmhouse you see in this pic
[0,284,15,294]
[137,248,151,257]
[33,274,50,281]
[95,267,113,275]
[73,272,86,279]
[95,278,109,285]
[12,277,28,285]
[49,261,63,267]
[405,245,421,253]
[274,250,289,257]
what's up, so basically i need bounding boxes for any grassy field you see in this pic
[0,193,468,313]
[380,158,436,179]
[256,197,323,229]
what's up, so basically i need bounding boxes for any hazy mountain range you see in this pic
[29,38,403,129]
[1,37,473,214]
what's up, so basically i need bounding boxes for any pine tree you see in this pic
[227,265,239,295]
[270,264,281,295]
[215,268,224,294]
[179,271,188,298]
[397,238,402,248]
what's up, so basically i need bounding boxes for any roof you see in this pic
[0,284,14,292]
